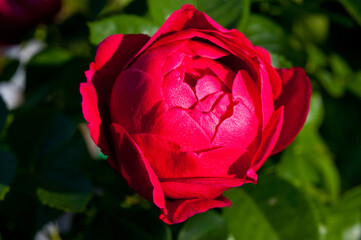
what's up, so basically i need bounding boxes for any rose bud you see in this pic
[0,0,61,45]
[81,5,312,224]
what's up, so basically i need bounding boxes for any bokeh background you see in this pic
[0,0,361,239]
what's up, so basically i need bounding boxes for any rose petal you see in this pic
[194,92,224,113]
[211,93,231,119]
[136,4,254,57]
[109,123,166,213]
[212,100,259,149]
[265,62,282,100]
[195,75,224,100]
[163,75,197,109]
[199,147,254,179]
[110,68,163,133]
[271,67,312,154]
[88,34,150,103]
[162,50,185,76]
[187,57,235,89]
[259,62,275,130]
[80,82,108,152]
[132,133,252,180]
[254,46,272,64]
[131,133,198,178]
[188,110,219,139]
[130,39,188,84]
[160,177,246,199]
[160,195,231,224]
[232,70,258,114]
[150,108,212,151]
[183,40,229,59]
[250,106,284,172]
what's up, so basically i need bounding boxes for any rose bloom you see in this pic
[0,0,61,44]
[81,5,311,224]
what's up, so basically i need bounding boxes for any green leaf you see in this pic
[329,54,352,79]
[196,0,250,28]
[316,54,351,98]
[0,150,17,200]
[36,131,93,212]
[7,109,75,169]
[36,188,91,213]
[224,175,320,240]
[325,187,361,240]
[29,48,73,66]
[147,0,196,26]
[0,95,7,131]
[339,0,361,26]
[277,94,340,202]
[277,131,340,202]
[306,44,327,74]
[242,15,288,55]
[7,109,92,212]
[89,14,159,45]
[293,14,329,43]
[303,93,325,130]
[269,52,292,69]
[316,70,345,98]
[178,211,227,240]
[347,71,361,99]
[147,0,250,28]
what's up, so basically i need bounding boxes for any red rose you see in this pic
[0,0,61,44]
[81,5,311,224]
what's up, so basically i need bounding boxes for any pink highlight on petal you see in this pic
[232,70,257,113]
[212,101,259,149]
[163,80,197,109]
[151,108,212,151]
[195,75,224,100]
[188,110,219,139]
[194,92,224,113]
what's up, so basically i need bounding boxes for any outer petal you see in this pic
[271,67,312,154]
[250,106,284,172]
[160,177,247,199]
[80,83,104,149]
[87,34,150,103]
[130,4,253,65]
[109,123,166,213]
[160,195,231,224]
[82,34,150,156]
[132,133,253,180]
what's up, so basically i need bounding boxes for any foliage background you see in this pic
[1,0,361,239]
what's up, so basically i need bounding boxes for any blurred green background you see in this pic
[0,0,361,239]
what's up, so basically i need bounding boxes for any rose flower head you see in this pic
[0,0,61,45]
[81,5,312,224]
